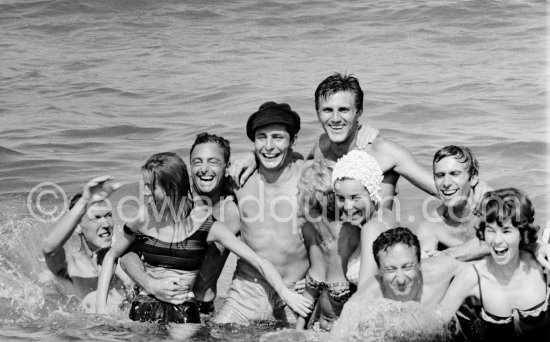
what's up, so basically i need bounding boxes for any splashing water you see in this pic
[330,298,460,342]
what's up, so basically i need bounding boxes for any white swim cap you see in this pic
[331,150,383,204]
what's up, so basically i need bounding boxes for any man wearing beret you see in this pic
[212,102,313,324]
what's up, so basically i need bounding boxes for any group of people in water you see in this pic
[42,73,550,341]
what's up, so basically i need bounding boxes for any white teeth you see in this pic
[493,247,508,256]
[442,189,458,196]
[199,176,214,181]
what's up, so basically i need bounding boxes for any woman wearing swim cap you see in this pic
[331,149,397,289]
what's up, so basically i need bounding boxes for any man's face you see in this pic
[433,156,477,208]
[79,202,114,251]
[378,243,421,301]
[190,142,227,196]
[317,91,362,144]
[254,124,294,171]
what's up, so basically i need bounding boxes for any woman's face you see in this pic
[484,218,521,265]
[334,178,375,226]
[142,171,167,210]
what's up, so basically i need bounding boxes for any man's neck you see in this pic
[258,156,293,184]
[442,200,474,226]
[328,129,358,160]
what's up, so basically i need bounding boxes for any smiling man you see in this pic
[415,145,486,260]
[348,227,465,307]
[310,73,438,210]
[42,176,132,313]
[212,101,311,324]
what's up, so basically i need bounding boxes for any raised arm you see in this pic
[208,222,313,318]
[96,227,135,313]
[373,139,436,195]
[358,224,384,289]
[43,176,119,278]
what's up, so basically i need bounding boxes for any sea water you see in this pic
[0,0,547,341]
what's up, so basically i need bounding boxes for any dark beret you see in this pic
[246,102,301,141]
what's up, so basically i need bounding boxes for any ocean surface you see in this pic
[0,0,548,341]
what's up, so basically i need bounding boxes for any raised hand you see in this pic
[355,125,380,150]
[227,151,257,187]
[81,176,120,204]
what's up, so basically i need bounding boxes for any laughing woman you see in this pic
[438,188,549,341]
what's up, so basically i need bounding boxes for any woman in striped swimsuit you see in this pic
[96,152,312,323]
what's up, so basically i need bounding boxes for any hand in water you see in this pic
[81,176,121,204]
[145,275,190,305]
[355,125,380,150]
[281,288,313,318]
[227,151,257,187]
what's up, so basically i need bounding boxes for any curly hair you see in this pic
[315,73,364,113]
[297,159,336,221]
[475,188,539,247]
[373,227,421,267]
[190,132,231,163]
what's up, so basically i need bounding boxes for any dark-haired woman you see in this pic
[439,188,549,341]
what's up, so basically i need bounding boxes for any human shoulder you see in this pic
[452,261,479,290]
[218,198,240,234]
[124,205,150,234]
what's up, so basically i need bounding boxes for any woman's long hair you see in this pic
[142,152,190,218]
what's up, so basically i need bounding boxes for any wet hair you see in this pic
[314,73,364,113]
[475,188,539,247]
[433,145,479,178]
[190,132,231,163]
[297,159,336,220]
[142,152,190,213]
[373,227,421,267]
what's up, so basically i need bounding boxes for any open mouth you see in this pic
[343,210,362,223]
[98,229,112,238]
[261,152,281,160]
[493,246,508,257]
[441,189,458,196]
[328,123,345,131]
[197,175,215,183]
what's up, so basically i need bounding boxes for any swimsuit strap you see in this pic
[472,264,484,307]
